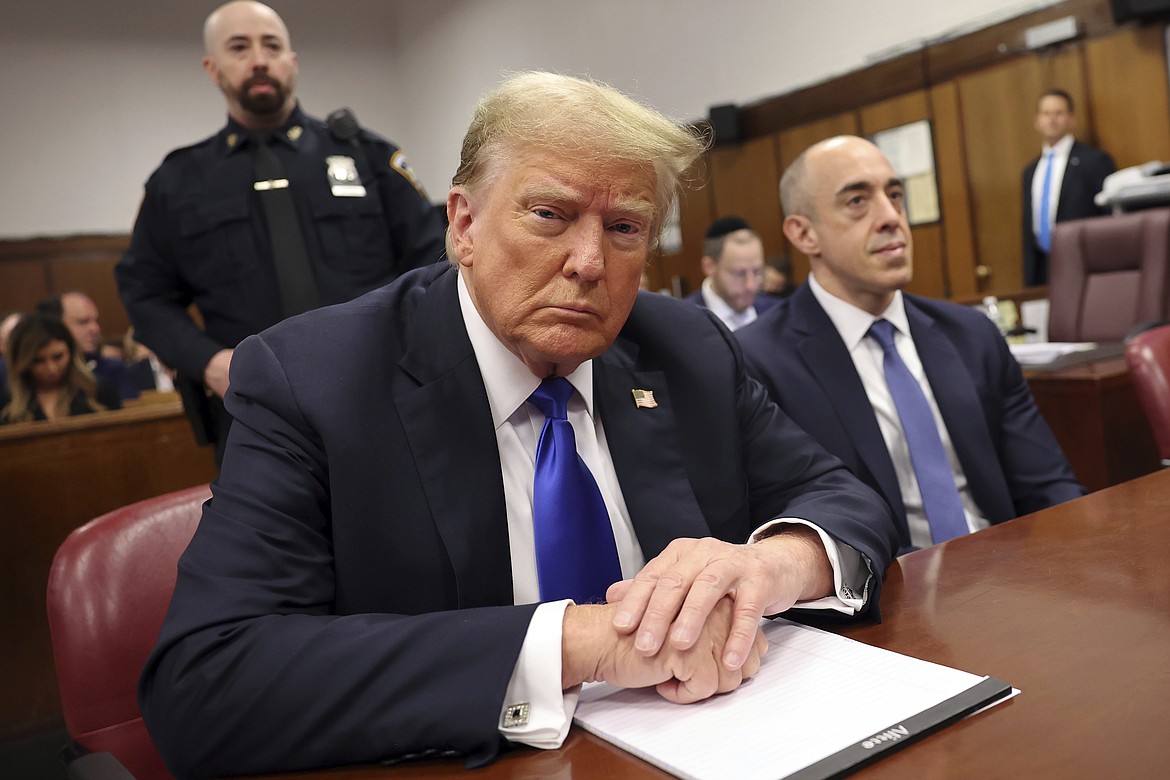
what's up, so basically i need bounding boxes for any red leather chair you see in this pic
[1126,322,1170,467]
[1048,208,1170,343]
[46,484,212,780]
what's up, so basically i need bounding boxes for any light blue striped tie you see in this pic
[1037,150,1055,253]
[869,320,969,544]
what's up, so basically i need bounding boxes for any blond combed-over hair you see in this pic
[451,71,707,250]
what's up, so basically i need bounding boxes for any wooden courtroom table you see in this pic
[253,468,1170,779]
[1024,355,1159,492]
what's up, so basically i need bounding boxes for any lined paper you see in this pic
[574,618,1005,780]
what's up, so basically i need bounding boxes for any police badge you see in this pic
[326,155,366,197]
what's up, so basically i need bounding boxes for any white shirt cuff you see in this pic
[749,518,867,614]
[498,599,578,749]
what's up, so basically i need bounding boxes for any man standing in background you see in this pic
[685,217,777,331]
[1021,89,1114,286]
[116,0,446,462]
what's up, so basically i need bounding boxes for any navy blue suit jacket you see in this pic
[737,284,1084,552]
[140,264,897,778]
[1021,140,1115,286]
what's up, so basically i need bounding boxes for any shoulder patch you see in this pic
[390,150,428,198]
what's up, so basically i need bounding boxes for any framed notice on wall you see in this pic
[872,120,940,226]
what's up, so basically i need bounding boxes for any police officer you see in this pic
[116,0,446,463]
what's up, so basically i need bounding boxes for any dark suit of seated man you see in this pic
[738,136,1084,556]
[139,75,900,779]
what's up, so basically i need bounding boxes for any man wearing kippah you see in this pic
[686,216,777,331]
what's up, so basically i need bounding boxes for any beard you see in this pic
[225,73,290,115]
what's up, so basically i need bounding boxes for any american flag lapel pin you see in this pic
[631,389,658,409]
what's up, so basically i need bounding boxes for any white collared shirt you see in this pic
[457,271,863,749]
[808,275,990,549]
[700,277,758,331]
[1032,133,1075,240]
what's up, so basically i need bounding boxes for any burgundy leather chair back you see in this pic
[1126,323,1170,465]
[1048,208,1170,343]
[47,484,212,780]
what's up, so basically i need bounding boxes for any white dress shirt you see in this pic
[700,277,758,331]
[1031,133,1075,242]
[809,275,991,549]
[457,272,865,749]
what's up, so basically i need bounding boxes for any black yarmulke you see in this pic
[705,216,752,239]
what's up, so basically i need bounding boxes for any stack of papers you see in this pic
[575,618,1012,780]
[1008,342,1097,366]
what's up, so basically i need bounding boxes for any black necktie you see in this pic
[252,134,319,317]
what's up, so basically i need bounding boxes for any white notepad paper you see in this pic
[574,618,1011,780]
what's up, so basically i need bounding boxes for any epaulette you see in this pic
[158,132,221,166]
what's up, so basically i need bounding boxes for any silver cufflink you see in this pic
[502,702,530,728]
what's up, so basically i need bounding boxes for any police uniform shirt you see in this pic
[116,103,446,384]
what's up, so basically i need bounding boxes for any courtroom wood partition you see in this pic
[0,400,218,741]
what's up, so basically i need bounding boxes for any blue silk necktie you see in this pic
[1037,150,1055,254]
[528,377,622,602]
[869,320,969,544]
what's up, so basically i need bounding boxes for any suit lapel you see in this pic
[791,288,907,520]
[595,341,710,560]
[395,268,514,608]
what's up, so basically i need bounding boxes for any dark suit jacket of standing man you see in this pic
[1021,140,1115,287]
[737,283,1084,552]
[140,263,899,778]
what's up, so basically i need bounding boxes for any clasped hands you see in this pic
[561,526,833,704]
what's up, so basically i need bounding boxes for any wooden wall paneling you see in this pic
[858,91,929,136]
[1037,44,1092,130]
[957,47,1084,295]
[858,92,946,299]
[0,235,132,341]
[48,254,129,337]
[708,135,784,260]
[1085,24,1170,169]
[926,0,1114,85]
[930,81,980,300]
[665,157,715,296]
[741,50,925,139]
[0,259,49,315]
[776,113,861,283]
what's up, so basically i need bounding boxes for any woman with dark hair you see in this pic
[1,313,121,424]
